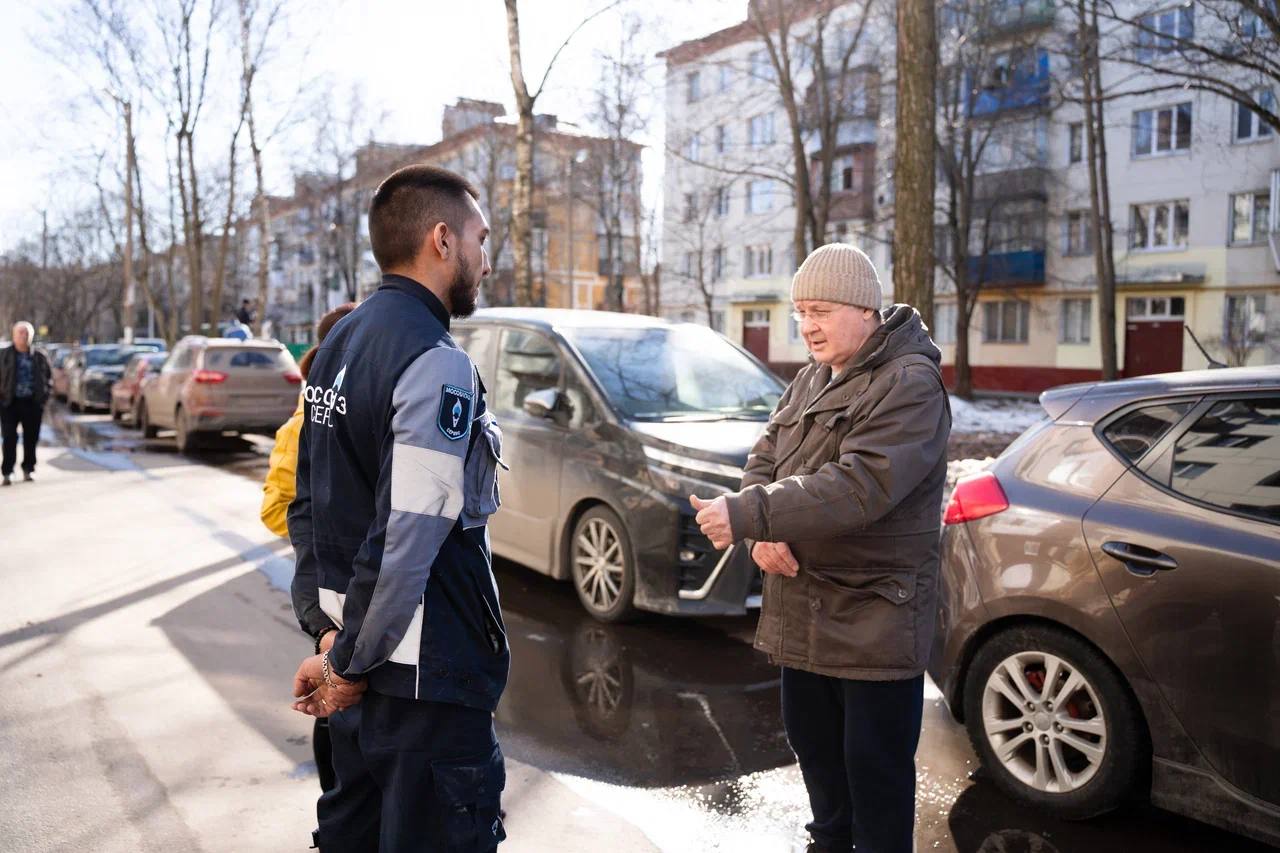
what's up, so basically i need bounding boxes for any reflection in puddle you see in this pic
[494,563,793,789]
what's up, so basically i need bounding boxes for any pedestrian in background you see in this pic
[692,244,951,853]
[260,301,356,795]
[0,321,52,487]
[236,298,255,326]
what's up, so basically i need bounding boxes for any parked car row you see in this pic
[51,336,301,455]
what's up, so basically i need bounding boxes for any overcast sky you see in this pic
[0,0,744,254]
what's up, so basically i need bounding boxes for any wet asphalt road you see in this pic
[41,403,1274,852]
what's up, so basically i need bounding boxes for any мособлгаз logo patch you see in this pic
[304,362,348,427]
[438,384,473,441]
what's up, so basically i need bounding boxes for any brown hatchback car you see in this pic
[137,336,301,453]
[930,366,1280,845]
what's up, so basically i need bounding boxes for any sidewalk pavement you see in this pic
[0,438,659,852]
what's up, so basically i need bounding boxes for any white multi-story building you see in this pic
[662,0,1279,390]
[658,5,893,376]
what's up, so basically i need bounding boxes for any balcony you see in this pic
[968,50,1050,117]
[973,166,1049,201]
[966,249,1046,286]
[983,0,1056,37]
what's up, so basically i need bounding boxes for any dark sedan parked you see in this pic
[929,366,1280,847]
[453,309,784,621]
[66,344,164,412]
[109,351,168,422]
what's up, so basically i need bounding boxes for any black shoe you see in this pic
[1,476,10,487]
[22,472,32,482]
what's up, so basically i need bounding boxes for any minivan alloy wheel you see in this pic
[575,518,626,612]
[982,650,1107,794]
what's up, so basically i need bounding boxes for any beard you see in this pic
[447,253,480,318]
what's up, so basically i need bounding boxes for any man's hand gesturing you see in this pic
[690,494,734,549]
[752,541,799,577]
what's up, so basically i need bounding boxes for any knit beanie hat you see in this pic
[791,243,883,310]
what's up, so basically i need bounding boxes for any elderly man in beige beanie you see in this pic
[691,243,951,853]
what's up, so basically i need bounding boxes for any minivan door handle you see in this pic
[1101,541,1179,576]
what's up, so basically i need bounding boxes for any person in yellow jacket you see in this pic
[260,302,355,795]
[260,304,355,535]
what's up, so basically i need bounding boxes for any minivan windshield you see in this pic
[561,324,785,421]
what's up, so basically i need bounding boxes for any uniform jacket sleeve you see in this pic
[725,363,948,543]
[327,346,475,680]
[287,401,333,639]
[261,397,302,538]
[740,380,796,491]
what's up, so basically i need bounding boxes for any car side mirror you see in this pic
[523,388,564,420]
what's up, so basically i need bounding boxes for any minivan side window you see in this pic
[1169,397,1280,524]
[1101,402,1193,462]
[492,329,561,418]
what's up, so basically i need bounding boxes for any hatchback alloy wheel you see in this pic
[570,506,637,622]
[981,650,1107,794]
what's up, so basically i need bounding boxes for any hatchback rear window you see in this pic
[1170,397,1280,524]
[204,348,293,370]
[1101,402,1193,462]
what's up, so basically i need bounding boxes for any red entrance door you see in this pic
[742,309,771,363]
[1124,319,1184,377]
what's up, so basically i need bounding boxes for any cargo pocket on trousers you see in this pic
[804,568,918,670]
[463,414,508,528]
[433,748,507,852]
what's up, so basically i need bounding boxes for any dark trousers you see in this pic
[319,692,506,853]
[781,667,924,853]
[1,397,42,477]
[315,717,336,793]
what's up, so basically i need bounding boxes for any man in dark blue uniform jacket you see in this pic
[288,164,509,852]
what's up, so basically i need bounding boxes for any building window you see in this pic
[1231,190,1271,245]
[1125,296,1186,319]
[711,246,725,282]
[748,112,776,147]
[1065,210,1094,255]
[1235,89,1277,141]
[686,71,701,104]
[682,251,696,278]
[1170,396,1280,524]
[743,245,774,277]
[719,64,733,92]
[750,49,775,83]
[1069,121,1083,163]
[933,302,957,345]
[682,192,697,224]
[715,124,728,154]
[1060,298,1093,344]
[686,133,702,162]
[830,153,860,192]
[746,180,775,214]
[1132,103,1192,156]
[788,313,802,342]
[1130,200,1190,249]
[710,310,726,333]
[1135,5,1194,61]
[1225,294,1267,347]
[983,300,1030,343]
[714,185,731,218]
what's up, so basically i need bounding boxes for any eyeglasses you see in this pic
[790,305,850,324]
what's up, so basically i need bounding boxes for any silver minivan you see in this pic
[454,309,784,622]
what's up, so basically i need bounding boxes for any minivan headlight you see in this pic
[642,446,743,481]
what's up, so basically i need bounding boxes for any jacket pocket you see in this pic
[803,568,918,670]
[463,414,507,526]
[433,747,507,852]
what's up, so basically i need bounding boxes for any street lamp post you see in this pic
[566,148,588,310]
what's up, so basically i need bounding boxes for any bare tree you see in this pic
[895,0,938,326]
[504,0,621,306]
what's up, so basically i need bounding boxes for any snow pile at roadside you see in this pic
[946,457,996,494]
[949,395,1043,434]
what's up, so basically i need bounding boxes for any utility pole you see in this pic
[122,100,137,344]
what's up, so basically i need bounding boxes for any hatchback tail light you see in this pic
[944,471,1009,525]
[193,369,228,384]
[284,370,303,385]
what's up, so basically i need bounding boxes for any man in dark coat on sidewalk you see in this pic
[692,243,951,853]
[0,321,52,486]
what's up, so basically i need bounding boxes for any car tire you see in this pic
[174,407,199,455]
[569,506,638,623]
[139,402,159,439]
[110,399,121,422]
[962,625,1148,820]
[69,390,81,413]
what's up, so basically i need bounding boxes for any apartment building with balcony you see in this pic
[932,0,1278,391]
[658,3,893,377]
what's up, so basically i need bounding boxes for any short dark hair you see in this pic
[368,165,480,271]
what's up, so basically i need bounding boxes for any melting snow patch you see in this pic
[949,396,1043,435]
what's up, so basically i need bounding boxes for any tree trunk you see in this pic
[505,0,537,307]
[185,132,205,334]
[893,0,938,327]
[212,119,243,331]
[122,101,136,344]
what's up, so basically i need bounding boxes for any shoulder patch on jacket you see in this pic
[438,384,473,441]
